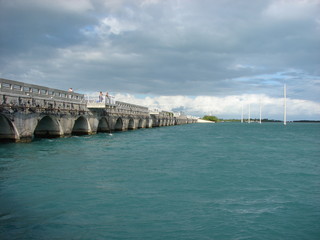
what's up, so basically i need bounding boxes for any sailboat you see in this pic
[241,104,244,123]
[284,84,287,125]
[248,104,251,123]
[259,98,262,124]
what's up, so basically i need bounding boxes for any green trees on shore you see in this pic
[201,116,239,122]
[202,115,219,122]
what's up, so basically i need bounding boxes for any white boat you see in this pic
[241,103,244,123]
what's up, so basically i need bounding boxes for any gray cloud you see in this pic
[1,0,319,111]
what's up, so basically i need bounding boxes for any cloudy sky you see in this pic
[1,0,319,120]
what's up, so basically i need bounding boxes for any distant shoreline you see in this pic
[197,119,320,123]
[292,120,320,123]
[197,119,215,123]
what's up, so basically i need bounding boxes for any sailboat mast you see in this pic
[259,99,262,124]
[248,104,251,123]
[241,104,243,123]
[284,84,287,125]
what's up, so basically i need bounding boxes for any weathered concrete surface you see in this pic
[0,78,197,142]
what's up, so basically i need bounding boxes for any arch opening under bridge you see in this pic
[34,116,62,138]
[115,117,123,131]
[97,117,110,133]
[0,114,19,142]
[128,118,135,130]
[145,118,151,128]
[72,116,91,135]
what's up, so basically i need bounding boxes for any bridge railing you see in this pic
[86,95,116,108]
[114,101,149,115]
[0,78,87,111]
[149,109,160,115]
[0,78,85,103]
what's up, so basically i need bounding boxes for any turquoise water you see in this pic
[1,123,319,240]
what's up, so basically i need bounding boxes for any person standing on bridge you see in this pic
[99,91,103,102]
[105,92,110,104]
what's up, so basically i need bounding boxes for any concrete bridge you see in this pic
[0,78,196,142]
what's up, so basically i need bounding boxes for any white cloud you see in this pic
[263,0,320,21]
[229,64,262,71]
[97,17,138,35]
[57,47,106,62]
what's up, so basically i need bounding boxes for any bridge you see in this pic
[0,78,197,142]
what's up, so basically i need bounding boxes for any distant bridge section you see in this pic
[0,78,196,142]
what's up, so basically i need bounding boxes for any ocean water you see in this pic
[0,123,319,240]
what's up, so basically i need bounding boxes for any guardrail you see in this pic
[86,95,150,115]
[115,101,149,113]
[0,78,85,103]
[86,95,116,108]
[0,78,87,111]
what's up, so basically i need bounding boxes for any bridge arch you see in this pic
[154,118,160,127]
[115,117,123,131]
[97,117,110,133]
[138,119,143,129]
[34,116,62,138]
[145,118,151,128]
[0,114,19,142]
[159,119,163,127]
[128,118,135,130]
[72,116,91,135]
